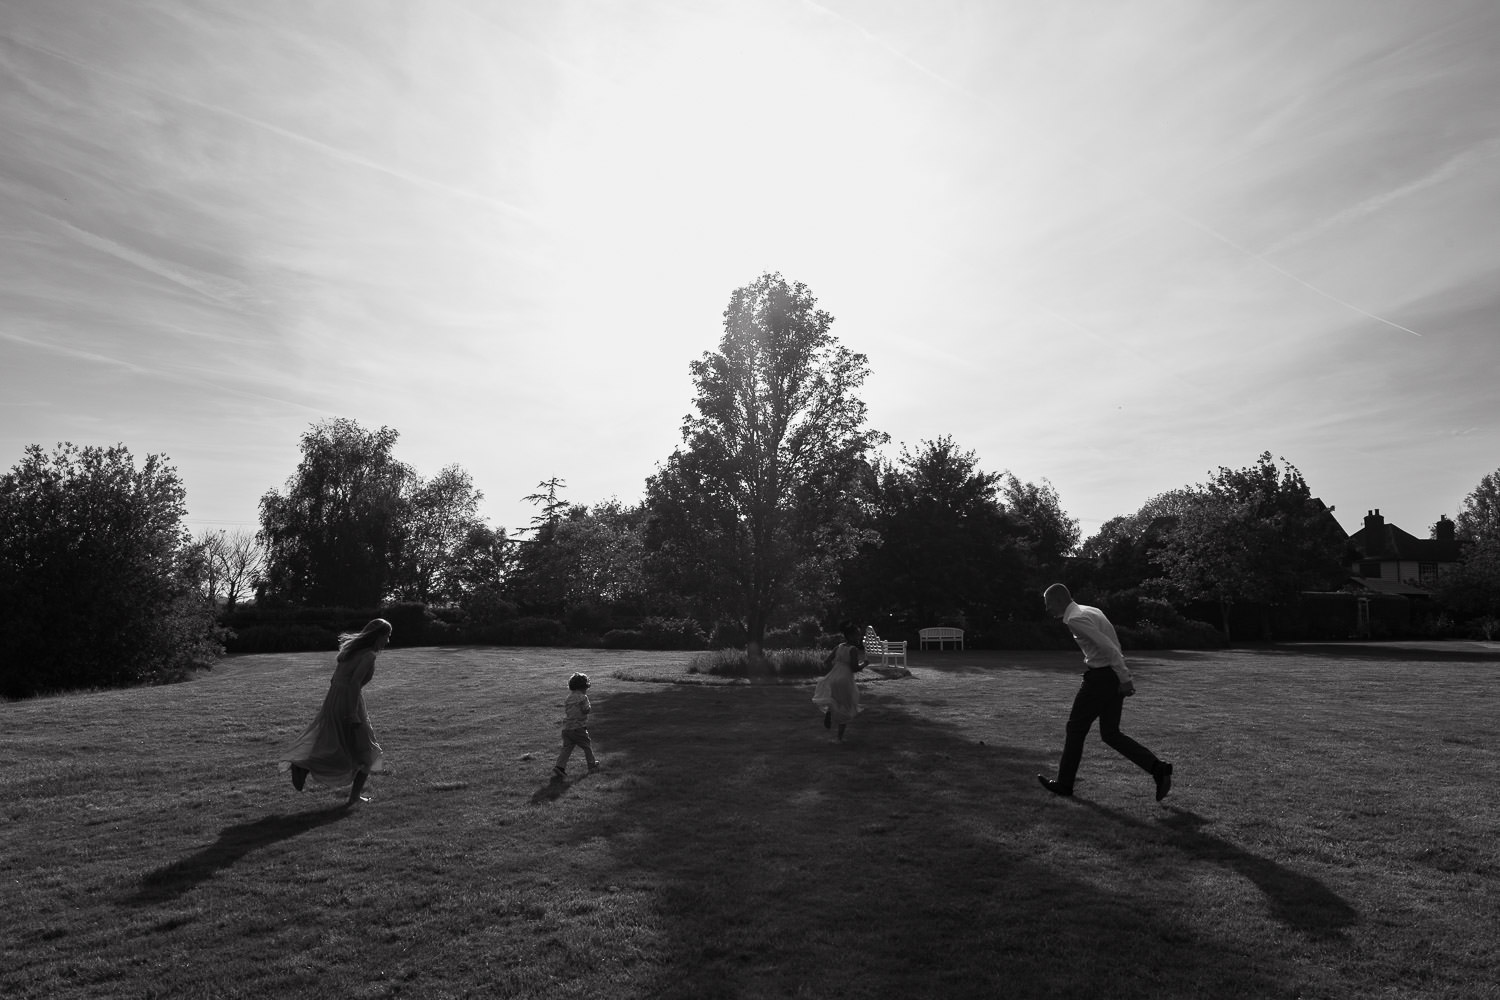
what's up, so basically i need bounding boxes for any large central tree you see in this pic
[645,273,886,657]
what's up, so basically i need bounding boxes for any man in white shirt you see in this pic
[1036,583,1173,801]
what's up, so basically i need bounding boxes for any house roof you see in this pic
[1347,577,1433,597]
[1347,522,1461,562]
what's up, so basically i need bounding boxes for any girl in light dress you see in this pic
[813,622,867,742]
[280,618,391,806]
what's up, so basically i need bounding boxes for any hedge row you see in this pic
[221,602,1236,656]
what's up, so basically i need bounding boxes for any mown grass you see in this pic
[3,641,1499,999]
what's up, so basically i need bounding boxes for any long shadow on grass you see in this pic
[531,779,571,804]
[565,683,1303,999]
[1080,801,1357,938]
[124,807,348,905]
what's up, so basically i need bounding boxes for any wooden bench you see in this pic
[863,627,907,668]
[919,626,964,650]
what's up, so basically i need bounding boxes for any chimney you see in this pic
[1364,509,1385,555]
[1435,515,1455,543]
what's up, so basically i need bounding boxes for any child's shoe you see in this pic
[588,763,601,774]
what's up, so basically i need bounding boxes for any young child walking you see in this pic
[813,622,867,742]
[553,672,600,782]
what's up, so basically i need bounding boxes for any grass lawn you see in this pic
[3,641,1499,999]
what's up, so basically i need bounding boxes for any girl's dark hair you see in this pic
[568,672,590,691]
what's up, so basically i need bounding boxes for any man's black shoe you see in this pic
[1037,775,1072,797]
[1154,761,1173,802]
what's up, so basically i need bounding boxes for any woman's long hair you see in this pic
[338,618,393,658]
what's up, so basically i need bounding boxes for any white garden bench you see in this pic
[919,626,964,650]
[863,627,908,668]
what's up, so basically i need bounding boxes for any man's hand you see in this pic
[1119,679,1136,697]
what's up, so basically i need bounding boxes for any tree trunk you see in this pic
[1219,598,1233,643]
[746,608,768,669]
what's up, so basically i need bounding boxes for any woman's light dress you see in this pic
[280,647,385,785]
[812,642,862,724]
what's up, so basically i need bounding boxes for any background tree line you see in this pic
[5,274,1500,696]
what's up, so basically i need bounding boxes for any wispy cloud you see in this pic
[1,0,1496,536]
[0,329,327,415]
[0,28,540,225]
[44,216,259,308]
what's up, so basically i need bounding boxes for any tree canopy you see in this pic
[257,419,483,607]
[1149,453,1347,637]
[395,464,485,604]
[1455,469,1500,543]
[509,488,650,619]
[644,273,886,653]
[0,443,221,697]
[1001,474,1081,581]
[838,436,1030,631]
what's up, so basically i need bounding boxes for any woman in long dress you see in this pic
[281,618,391,806]
[813,622,866,742]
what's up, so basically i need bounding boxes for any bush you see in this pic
[459,587,518,628]
[222,602,449,647]
[602,618,706,650]
[492,617,565,646]
[225,625,338,654]
[377,602,438,644]
[564,602,613,635]
[690,648,829,679]
[601,629,647,650]
[0,443,223,698]
[641,617,707,650]
[1414,614,1457,640]
[967,621,1077,650]
[1117,620,1228,651]
[293,605,364,628]
[762,617,825,649]
[762,627,798,649]
[708,620,747,649]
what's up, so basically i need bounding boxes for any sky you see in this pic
[2,0,1498,544]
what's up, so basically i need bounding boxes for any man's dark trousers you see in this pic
[1056,667,1160,793]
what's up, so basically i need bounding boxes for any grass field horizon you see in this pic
[3,642,1498,999]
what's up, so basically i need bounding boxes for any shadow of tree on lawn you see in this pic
[570,683,1307,999]
[124,806,348,905]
